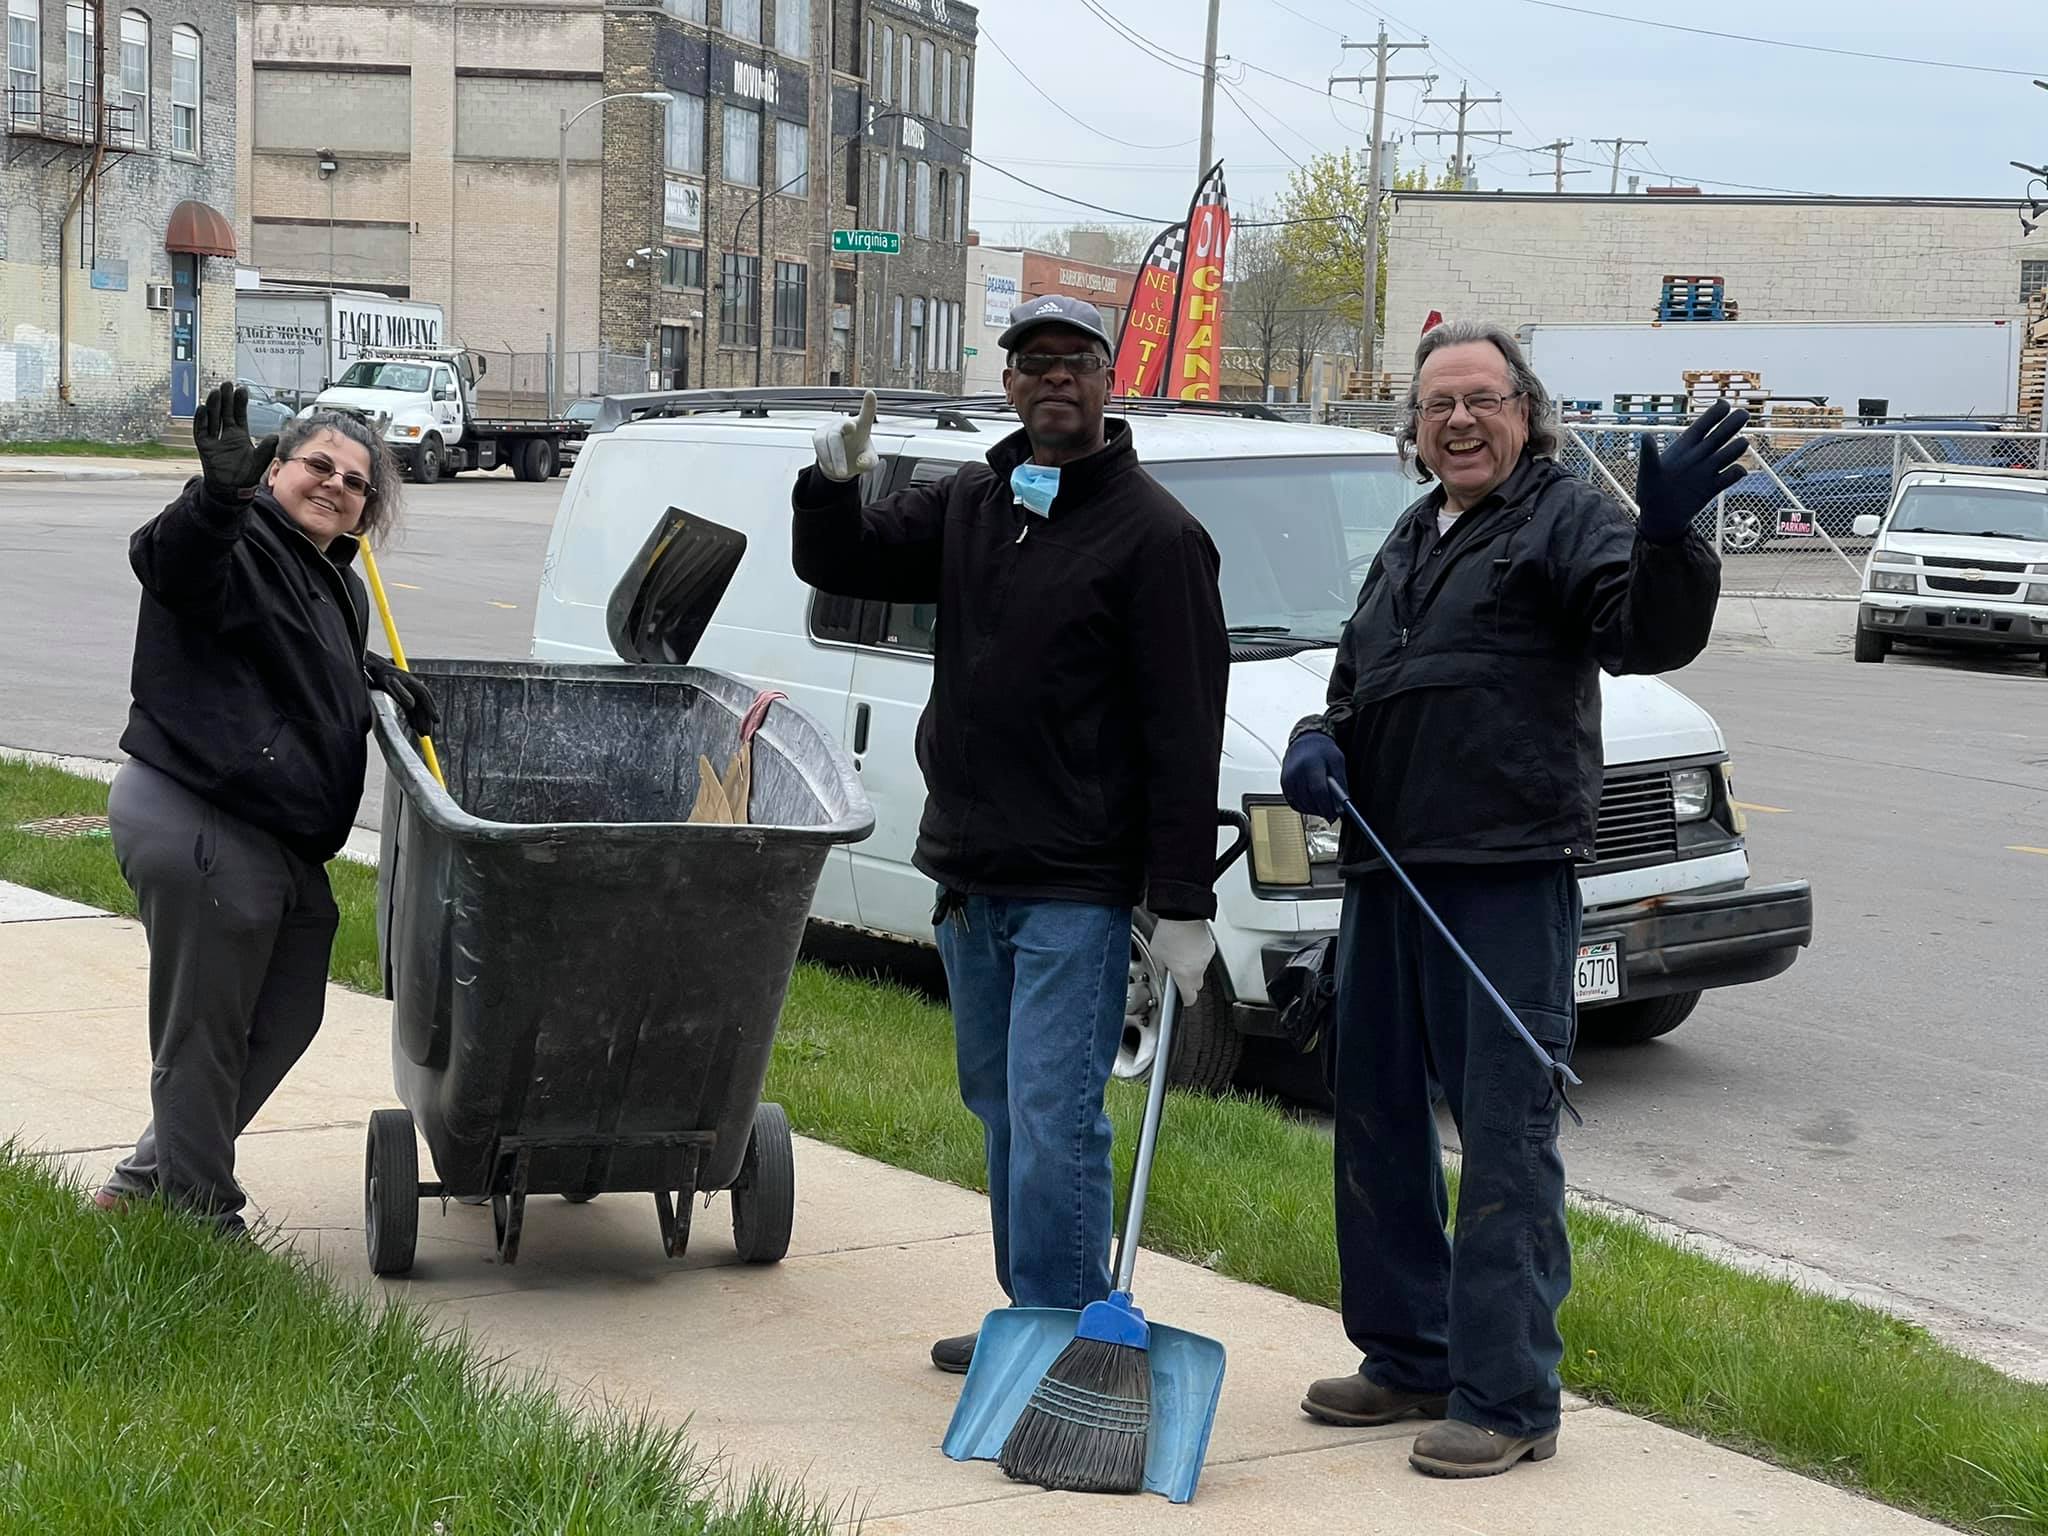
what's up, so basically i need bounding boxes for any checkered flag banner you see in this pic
[1109,163,1231,397]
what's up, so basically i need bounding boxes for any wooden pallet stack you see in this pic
[2021,290,2047,426]
[1760,401,1844,452]
[1682,368,1769,416]
[1346,370,1410,401]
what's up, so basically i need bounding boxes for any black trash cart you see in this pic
[364,659,873,1274]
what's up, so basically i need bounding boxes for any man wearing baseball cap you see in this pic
[791,298,1228,1372]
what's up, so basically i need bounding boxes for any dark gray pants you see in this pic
[102,760,339,1230]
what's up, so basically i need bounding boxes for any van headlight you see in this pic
[1247,802,1338,887]
[1671,767,1713,822]
[390,425,423,439]
[2029,583,2048,604]
[1868,569,1916,594]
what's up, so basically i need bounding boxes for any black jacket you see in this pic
[121,479,373,863]
[792,421,1229,919]
[1294,454,1719,873]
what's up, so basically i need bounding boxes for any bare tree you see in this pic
[1226,212,1290,398]
[1288,298,1341,406]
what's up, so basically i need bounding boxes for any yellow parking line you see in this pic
[391,581,421,591]
[488,601,518,610]
[2009,845,2048,857]
[1732,800,1790,815]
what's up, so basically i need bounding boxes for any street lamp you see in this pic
[555,90,669,415]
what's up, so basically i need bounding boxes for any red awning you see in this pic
[165,200,236,258]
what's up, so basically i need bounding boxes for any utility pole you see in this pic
[1592,135,1649,194]
[1414,81,1508,191]
[1331,28,1431,376]
[1533,138,1587,195]
[1197,0,1221,182]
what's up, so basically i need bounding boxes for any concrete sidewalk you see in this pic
[0,884,1945,1535]
[0,454,199,481]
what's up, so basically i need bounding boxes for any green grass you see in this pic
[5,754,2047,1531]
[0,439,190,459]
[0,1149,835,1535]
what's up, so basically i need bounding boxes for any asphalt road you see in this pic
[4,472,2044,1375]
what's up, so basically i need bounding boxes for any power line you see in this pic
[1263,0,1345,36]
[1218,81,1306,169]
[1221,77,1319,162]
[1520,0,2047,77]
[1074,0,1206,76]
[979,22,1199,151]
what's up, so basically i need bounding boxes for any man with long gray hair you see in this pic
[1279,320,1747,1476]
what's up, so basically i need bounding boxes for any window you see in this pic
[876,153,890,227]
[663,245,704,289]
[893,157,907,235]
[952,172,965,244]
[844,140,859,206]
[880,599,938,654]
[776,118,807,196]
[117,12,147,147]
[720,254,760,345]
[171,25,199,154]
[940,51,951,124]
[833,266,855,304]
[891,294,903,367]
[865,20,874,83]
[722,103,759,184]
[937,169,951,241]
[2024,259,2048,304]
[898,35,909,107]
[7,0,37,130]
[809,591,867,644]
[663,0,706,19]
[909,296,926,379]
[666,90,704,175]
[774,0,806,58]
[958,57,970,126]
[773,260,807,348]
[65,2,93,136]
[724,0,760,42]
[918,38,933,116]
[914,160,931,239]
[879,26,891,103]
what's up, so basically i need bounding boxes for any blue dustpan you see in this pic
[942,1303,1226,1503]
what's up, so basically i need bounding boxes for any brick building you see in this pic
[2,0,238,439]
[1383,191,2047,365]
[236,0,974,401]
[962,237,1134,394]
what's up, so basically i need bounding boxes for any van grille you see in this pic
[1925,575,2022,596]
[1595,770,1677,866]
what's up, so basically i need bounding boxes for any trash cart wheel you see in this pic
[365,1109,419,1277]
[731,1101,795,1264]
[562,1192,598,1204]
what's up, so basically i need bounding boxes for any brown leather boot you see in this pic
[1301,1371,1450,1426]
[1409,1418,1558,1477]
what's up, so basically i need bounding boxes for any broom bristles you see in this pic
[996,1335,1151,1494]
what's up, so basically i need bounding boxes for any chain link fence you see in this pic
[472,348,650,419]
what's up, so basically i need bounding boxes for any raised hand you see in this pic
[1635,399,1751,545]
[192,381,278,499]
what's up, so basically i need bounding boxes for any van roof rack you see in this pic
[598,386,945,432]
[919,394,1291,424]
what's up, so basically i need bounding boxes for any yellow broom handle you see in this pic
[357,540,447,788]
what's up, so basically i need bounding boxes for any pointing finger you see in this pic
[854,389,878,435]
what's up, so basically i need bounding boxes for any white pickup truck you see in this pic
[531,393,1816,1090]
[308,347,586,485]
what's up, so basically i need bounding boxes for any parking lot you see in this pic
[4,472,2044,1377]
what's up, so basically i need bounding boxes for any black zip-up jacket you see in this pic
[791,420,1229,919]
[1293,454,1719,874]
[121,478,373,863]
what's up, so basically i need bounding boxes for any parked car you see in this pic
[1715,423,2042,554]
[530,395,1813,1089]
[238,378,296,438]
[1853,466,2048,669]
[557,398,602,470]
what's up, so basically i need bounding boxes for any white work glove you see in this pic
[1150,919,1216,1003]
[812,389,879,482]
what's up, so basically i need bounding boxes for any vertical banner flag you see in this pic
[1164,165,1231,401]
[1109,222,1186,397]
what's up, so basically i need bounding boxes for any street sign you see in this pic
[832,229,901,255]
[962,346,978,357]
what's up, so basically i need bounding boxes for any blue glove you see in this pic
[1280,732,1348,822]
[1635,399,1751,545]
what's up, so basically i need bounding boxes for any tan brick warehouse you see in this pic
[236,0,977,399]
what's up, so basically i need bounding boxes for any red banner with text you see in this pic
[1164,165,1231,401]
[1109,222,1185,397]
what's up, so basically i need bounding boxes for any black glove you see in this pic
[365,655,439,738]
[192,381,278,500]
[1280,731,1349,822]
[1635,399,1751,545]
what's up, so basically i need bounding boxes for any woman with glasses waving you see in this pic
[94,383,438,1237]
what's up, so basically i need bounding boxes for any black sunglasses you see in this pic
[1012,351,1110,377]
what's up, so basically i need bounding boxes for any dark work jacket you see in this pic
[1293,454,1719,874]
[791,421,1229,920]
[121,479,373,863]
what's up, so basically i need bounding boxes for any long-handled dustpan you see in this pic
[943,814,1251,1504]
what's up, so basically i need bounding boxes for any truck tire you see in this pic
[1116,914,1242,1095]
[1853,626,1888,663]
[1579,990,1700,1047]
[523,437,558,482]
[508,441,538,482]
[412,436,444,485]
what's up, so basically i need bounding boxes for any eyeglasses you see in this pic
[286,452,376,500]
[1012,351,1110,377]
[1417,390,1523,422]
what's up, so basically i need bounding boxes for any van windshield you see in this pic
[1145,454,1416,645]
[1891,485,2048,541]
[335,361,432,392]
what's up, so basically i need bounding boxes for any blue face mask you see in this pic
[1010,462,1062,518]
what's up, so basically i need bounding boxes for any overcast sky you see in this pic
[964,0,2048,237]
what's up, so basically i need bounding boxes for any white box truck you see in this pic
[1520,320,2025,420]
[235,286,448,406]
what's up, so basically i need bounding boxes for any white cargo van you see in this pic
[532,395,1812,1089]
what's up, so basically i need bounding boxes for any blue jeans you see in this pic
[936,895,1133,1310]
[1331,863,1579,1438]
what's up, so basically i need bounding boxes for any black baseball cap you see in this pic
[997,295,1114,354]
